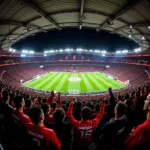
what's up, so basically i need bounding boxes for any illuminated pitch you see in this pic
[23,72,126,94]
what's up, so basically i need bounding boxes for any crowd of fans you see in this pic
[0,62,150,150]
[0,81,150,150]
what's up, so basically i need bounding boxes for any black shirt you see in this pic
[0,100,13,127]
[99,115,127,148]
[47,121,71,150]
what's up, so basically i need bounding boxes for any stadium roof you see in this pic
[0,0,150,53]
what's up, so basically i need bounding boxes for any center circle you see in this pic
[68,77,82,82]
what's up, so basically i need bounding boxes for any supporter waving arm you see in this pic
[67,102,78,128]
[93,101,105,126]
[57,92,62,108]
[48,90,55,105]
[108,87,116,106]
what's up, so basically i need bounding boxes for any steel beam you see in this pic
[79,0,85,29]
[98,0,142,30]
[22,0,60,29]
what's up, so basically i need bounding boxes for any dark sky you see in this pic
[12,28,139,52]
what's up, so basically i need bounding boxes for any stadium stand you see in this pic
[0,0,150,149]
[0,58,150,150]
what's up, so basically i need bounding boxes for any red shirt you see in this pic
[27,123,61,150]
[67,102,105,146]
[35,101,42,106]
[125,119,150,150]
[44,114,55,125]
[12,109,31,128]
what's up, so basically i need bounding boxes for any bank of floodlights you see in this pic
[22,50,28,53]
[134,48,141,53]
[94,50,101,53]
[9,48,16,53]
[122,50,128,54]
[77,48,83,52]
[21,54,26,57]
[116,50,122,54]
[59,49,63,52]
[22,50,34,54]
[101,50,107,54]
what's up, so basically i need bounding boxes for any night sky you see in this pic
[12,28,139,52]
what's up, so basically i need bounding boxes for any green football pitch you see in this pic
[23,72,126,94]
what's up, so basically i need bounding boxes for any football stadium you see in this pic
[0,0,150,150]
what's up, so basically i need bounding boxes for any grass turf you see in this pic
[23,72,126,94]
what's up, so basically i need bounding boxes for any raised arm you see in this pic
[108,87,116,106]
[48,91,55,105]
[57,92,62,108]
[67,102,78,128]
[93,102,105,126]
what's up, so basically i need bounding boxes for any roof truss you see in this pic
[97,0,142,30]
[21,0,61,30]
[79,0,85,29]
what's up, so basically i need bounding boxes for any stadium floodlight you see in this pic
[44,54,47,56]
[106,65,110,68]
[21,54,26,57]
[89,49,93,52]
[77,48,82,52]
[141,36,145,40]
[102,54,105,56]
[59,49,63,52]
[9,48,12,52]
[116,50,122,54]
[122,50,128,53]
[95,50,100,53]
[134,48,141,53]
[49,50,54,53]
[65,48,71,52]
[12,49,16,53]
[28,50,34,54]
[128,34,132,38]
[148,26,150,29]
[101,50,106,54]
[22,50,28,53]
[130,24,132,29]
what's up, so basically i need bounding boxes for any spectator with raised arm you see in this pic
[67,98,105,150]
